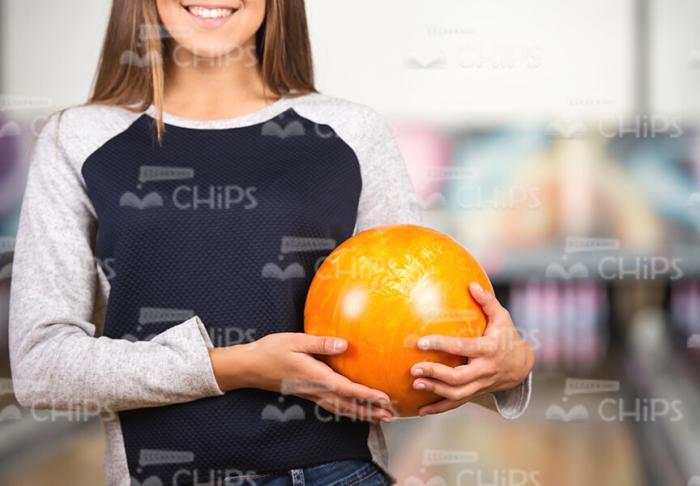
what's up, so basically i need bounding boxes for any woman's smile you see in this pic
[181,2,240,28]
[159,0,262,58]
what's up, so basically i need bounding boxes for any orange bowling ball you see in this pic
[304,224,493,417]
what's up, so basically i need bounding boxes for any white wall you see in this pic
[306,0,636,125]
[648,0,700,119]
[1,0,112,110]
[3,0,695,124]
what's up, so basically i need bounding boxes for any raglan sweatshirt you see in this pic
[9,92,531,486]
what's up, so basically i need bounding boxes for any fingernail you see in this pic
[414,381,426,390]
[470,282,484,294]
[333,339,347,352]
[412,367,424,377]
[417,337,430,350]
[381,416,394,423]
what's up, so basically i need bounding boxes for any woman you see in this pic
[9,0,534,484]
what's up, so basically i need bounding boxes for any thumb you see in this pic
[293,334,348,355]
[469,281,505,321]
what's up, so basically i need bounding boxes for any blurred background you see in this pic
[1,0,700,485]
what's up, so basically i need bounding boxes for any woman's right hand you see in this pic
[208,333,395,423]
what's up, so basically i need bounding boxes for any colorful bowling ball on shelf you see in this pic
[304,224,493,417]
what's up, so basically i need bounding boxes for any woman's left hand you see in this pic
[411,282,535,416]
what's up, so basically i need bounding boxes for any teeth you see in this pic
[188,6,234,19]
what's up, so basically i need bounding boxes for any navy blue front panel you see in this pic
[81,109,369,484]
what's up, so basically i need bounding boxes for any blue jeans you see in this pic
[223,459,390,486]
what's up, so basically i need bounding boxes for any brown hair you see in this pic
[88,0,316,140]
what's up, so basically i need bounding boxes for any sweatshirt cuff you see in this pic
[169,316,225,397]
[493,372,532,420]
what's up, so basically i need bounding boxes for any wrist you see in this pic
[208,344,254,392]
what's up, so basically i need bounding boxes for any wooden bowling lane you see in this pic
[384,377,644,486]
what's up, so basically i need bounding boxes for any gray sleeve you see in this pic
[353,110,532,418]
[353,113,422,232]
[9,113,223,412]
[493,372,532,419]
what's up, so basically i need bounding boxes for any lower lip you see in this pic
[183,6,236,29]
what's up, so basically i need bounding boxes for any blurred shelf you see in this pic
[422,209,700,281]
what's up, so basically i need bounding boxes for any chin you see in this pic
[176,38,250,59]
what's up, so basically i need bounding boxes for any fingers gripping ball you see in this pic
[304,224,493,417]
